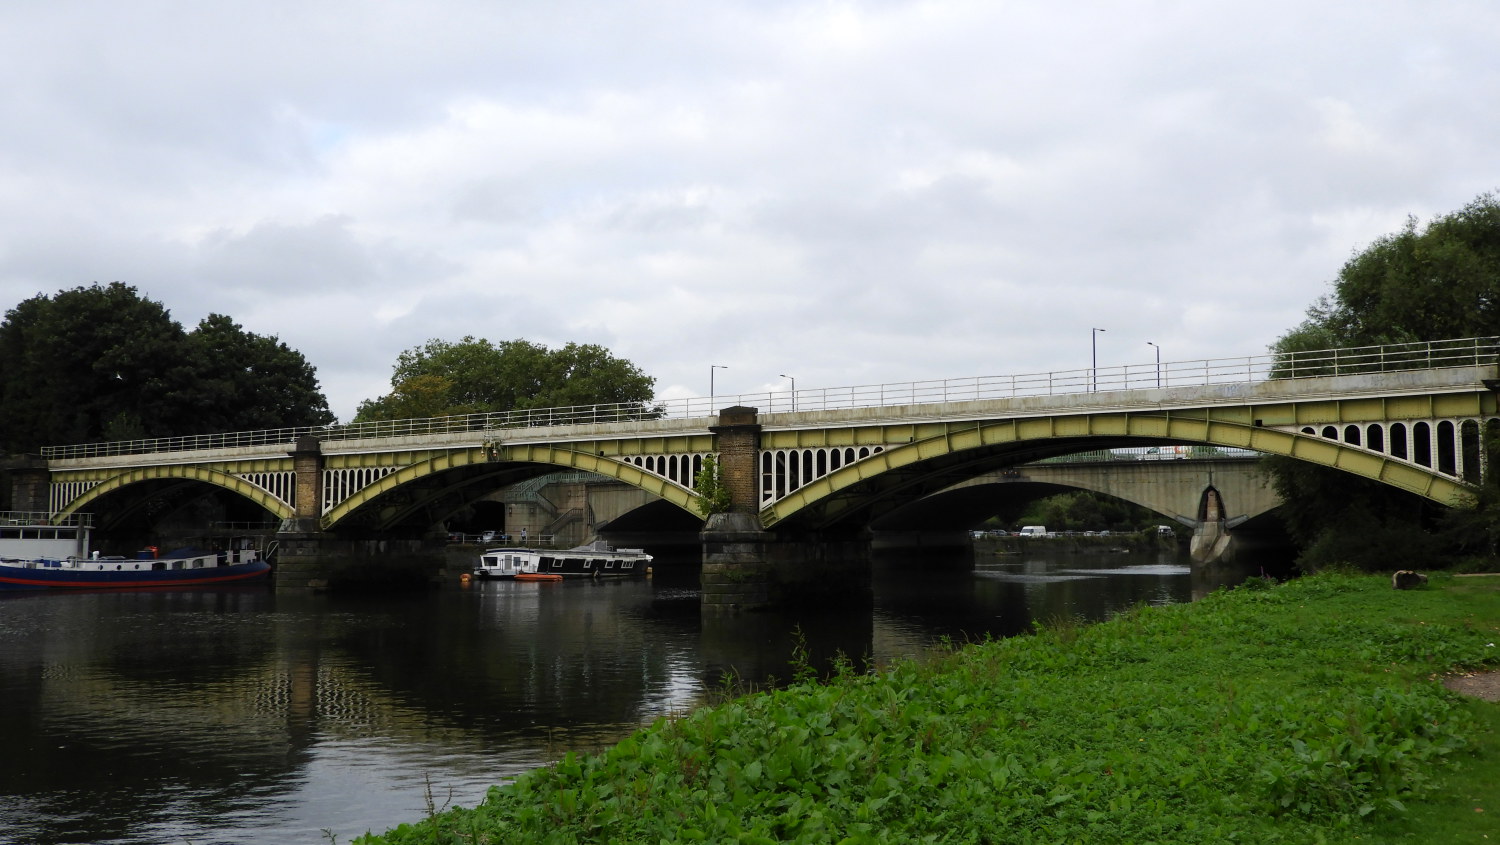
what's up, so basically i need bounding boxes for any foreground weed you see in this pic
[356,574,1500,845]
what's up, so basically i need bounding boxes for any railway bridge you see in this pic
[9,338,1499,609]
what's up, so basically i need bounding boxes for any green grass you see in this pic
[355,573,1500,844]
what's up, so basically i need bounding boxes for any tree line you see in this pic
[0,283,335,453]
[0,283,656,455]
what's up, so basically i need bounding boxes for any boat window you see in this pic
[605,561,615,569]
[583,560,593,569]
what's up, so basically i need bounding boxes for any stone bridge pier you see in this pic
[700,407,870,612]
[273,436,442,590]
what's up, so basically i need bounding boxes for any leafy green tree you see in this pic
[0,283,186,451]
[1270,191,1500,570]
[0,283,334,453]
[1263,455,1445,572]
[1275,191,1500,354]
[1016,491,1159,533]
[693,454,730,516]
[175,314,336,433]
[354,336,656,422]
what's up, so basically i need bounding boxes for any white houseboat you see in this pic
[474,541,652,580]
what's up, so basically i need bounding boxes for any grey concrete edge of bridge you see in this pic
[751,365,1493,429]
[44,364,1493,471]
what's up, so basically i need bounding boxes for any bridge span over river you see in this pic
[10,337,1500,609]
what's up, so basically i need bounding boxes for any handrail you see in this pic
[0,511,93,527]
[1037,446,1262,464]
[38,336,1500,460]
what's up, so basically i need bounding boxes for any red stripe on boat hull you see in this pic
[0,562,270,591]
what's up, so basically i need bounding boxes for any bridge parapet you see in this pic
[37,336,1500,461]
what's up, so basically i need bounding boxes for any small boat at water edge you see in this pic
[0,511,269,592]
[474,547,530,580]
[473,540,652,581]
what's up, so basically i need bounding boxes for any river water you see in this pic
[0,544,1267,845]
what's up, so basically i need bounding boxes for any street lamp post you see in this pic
[710,365,727,406]
[779,374,796,411]
[1147,341,1160,388]
[1092,328,1106,392]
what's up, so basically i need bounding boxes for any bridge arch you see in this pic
[57,465,295,522]
[493,445,701,516]
[320,445,701,530]
[762,412,1479,528]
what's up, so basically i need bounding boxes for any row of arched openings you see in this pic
[622,453,706,489]
[760,445,886,505]
[322,467,396,514]
[243,471,296,510]
[1299,418,1499,484]
[49,480,97,515]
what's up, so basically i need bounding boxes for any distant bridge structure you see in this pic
[913,448,1276,563]
[11,336,1500,607]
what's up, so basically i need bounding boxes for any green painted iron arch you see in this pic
[57,465,296,521]
[319,444,702,530]
[321,447,489,529]
[762,412,1475,527]
[499,444,702,515]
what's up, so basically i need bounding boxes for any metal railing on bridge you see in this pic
[40,336,1500,461]
[1,511,93,528]
[1037,446,1262,464]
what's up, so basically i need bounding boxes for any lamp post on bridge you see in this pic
[1092,328,1106,392]
[710,365,727,408]
[779,374,796,411]
[1147,341,1160,388]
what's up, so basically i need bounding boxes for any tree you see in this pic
[0,283,186,451]
[693,454,730,516]
[175,314,336,433]
[1016,490,1159,533]
[1269,191,1500,570]
[1274,191,1500,353]
[0,283,334,453]
[354,336,656,422]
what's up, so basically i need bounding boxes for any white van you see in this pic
[1018,525,1048,537]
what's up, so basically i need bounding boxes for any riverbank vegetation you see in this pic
[1269,191,1500,573]
[983,489,1166,537]
[355,573,1500,844]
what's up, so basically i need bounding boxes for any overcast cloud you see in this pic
[1,1,1496,421]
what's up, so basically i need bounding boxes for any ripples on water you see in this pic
[0,545,1264,844]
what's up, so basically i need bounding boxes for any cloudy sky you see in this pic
[1,1,1496,421]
